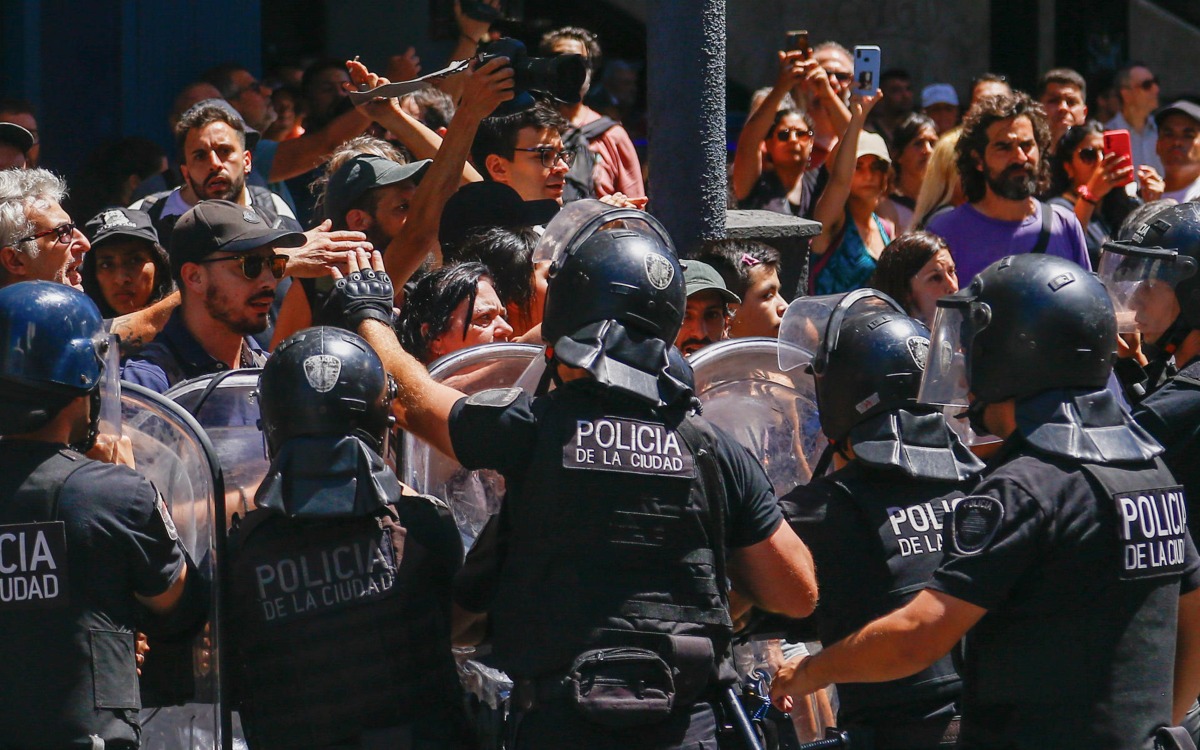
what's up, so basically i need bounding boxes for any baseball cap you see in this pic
[438,181,561,252]
[0,123,34,153]
[921,83,959,109]
[682,260,740,304]
[856,131,892,165]
[84,207,160,248]
[1154,100,1200,127]
[179,98,261,150]
[325,155,431,224]
[170,199,305,275]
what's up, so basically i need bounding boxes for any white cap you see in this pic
[856,131,892,164]
[922,83,959,108]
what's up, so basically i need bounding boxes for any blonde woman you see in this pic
[912,127,964,229]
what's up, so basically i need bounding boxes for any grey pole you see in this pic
[646,0,727,256]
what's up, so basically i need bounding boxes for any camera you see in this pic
[477,37,587,106]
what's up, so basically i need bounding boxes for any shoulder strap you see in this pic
[579,115,618,141]
[1031,200,1054,254]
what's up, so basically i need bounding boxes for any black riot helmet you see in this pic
[1098,202,1200,355]
[257,327,396,458]
[920,253,1116,409]
[538,200,687,405]
[0,281,109,441]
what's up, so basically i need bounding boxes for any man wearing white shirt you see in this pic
[1105,63,1164,174]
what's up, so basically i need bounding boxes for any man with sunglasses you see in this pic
[0,168,90,290]
[122,199,305,393]
[1106,62,1164,174]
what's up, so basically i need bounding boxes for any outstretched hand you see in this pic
[327,249,395,331]
[849,89,883,119]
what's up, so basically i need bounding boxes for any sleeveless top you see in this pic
[811,211,893,295]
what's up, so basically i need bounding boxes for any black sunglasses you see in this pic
[194,253,287,280]
[513,146,576,169]
[1136,77,1160,91]
[1077,147,1101,164]
[775,127,814,142]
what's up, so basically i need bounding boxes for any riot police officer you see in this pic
[775,289,982,748]
[1099,203,1200,538]
[0,281,207,748]
[326,201,818,750]
[225,326,472,749]
[771,253,1200,749]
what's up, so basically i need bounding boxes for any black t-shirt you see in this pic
[781,463,966,726]
[928,439,1200,749]
[448,385,782,614]
[0,441,186,745]
[1134,357,1200,541]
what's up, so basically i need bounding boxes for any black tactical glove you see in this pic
[326,268,395,330]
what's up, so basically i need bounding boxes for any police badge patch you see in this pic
[951,495,1004,555]
[466,387,522,408]
[907,336,929,371]
[303,354,341,393]
[644,253,674,290]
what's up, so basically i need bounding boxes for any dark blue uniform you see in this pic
[928,437,1200,749]
[0,441,188,749]
[1134,357,1200,541]
[450,382,783,750]
[782,463,966,744]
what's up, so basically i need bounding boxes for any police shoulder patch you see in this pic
[466,387,522,408]
[951,495,1003,555]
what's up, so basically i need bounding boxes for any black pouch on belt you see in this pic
[567,647,676,728]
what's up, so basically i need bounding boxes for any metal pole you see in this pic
[646,0,727,257]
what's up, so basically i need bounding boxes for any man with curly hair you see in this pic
[925,91,1089,284]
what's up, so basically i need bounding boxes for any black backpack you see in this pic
[561,115,618,203]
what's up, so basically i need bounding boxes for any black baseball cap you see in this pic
[84,207,160,248]
[438,181,560,252]
[0,123,34,153]
[325,155,431,223]
[170,200,305,275]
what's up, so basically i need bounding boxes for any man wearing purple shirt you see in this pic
[927,91,1089,283]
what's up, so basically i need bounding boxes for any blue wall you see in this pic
[1,0,262,177]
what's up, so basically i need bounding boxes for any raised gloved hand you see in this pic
[327,262,395,331]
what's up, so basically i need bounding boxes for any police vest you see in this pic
[823,465,964,725]
[226,501,466,748]
[487,386,733,699]
[0,448,141,747]
[962,455,1184,748]
[139,185,302,245]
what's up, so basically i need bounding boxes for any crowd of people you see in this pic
[3,7,1200,749]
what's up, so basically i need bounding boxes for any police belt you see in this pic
[846,715,960,750]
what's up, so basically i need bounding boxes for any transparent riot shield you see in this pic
[402,343,543,553]
[121,382,232,750]
[689,338,827,495]
[166,370,268,525]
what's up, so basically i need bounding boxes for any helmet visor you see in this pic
[532,199,676,264]
[1097,242,1197,334]
[918,301,976,407]
[97,333,121,435]
[777,290,904,372]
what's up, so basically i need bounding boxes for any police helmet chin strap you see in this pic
[965,399,994,440]
[1146,314,1192,367]
[70,387,103,454]
[535,348,564,397]
[810,443,836,479]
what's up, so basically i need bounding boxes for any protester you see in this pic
[676,259,739,356]
[396,261,513,364]
[866,68,915,146]
[81,207,173,317]
[885,113,939,231]
[921,84,960,135]
[1036,68,1089,151]
[1106,62,1164,173]
[695,238,788,339]
[1156,100,1200,203]
[0,168,89,290]
[809,91,894,295]
[868,231,959,326]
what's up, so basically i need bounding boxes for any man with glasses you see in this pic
[1106,62,1164,174]
[1155,100,1200,203]
[0,168,89,290]
[471,102,573,204]
[122,199,305,393]
[675,260,739,357]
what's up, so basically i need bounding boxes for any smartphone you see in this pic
[853,45,881,96]
[786,30,810,59]
[1103,129,1135,187]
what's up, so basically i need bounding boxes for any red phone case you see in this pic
[1103,130,1134,187]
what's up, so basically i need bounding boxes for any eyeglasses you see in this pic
[1135,77,1160,91]
[19,221,76,245]
[1077,147,1101,164]
[194,253,287,280]
[775,127,814,142]
[513,146,576,169]
[826,70,854,83]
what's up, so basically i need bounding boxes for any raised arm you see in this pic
[435,0,499,104]
[732,51,809,202]
[810,91,880,256]
[111,291,180,356]
[382,57,514,294]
